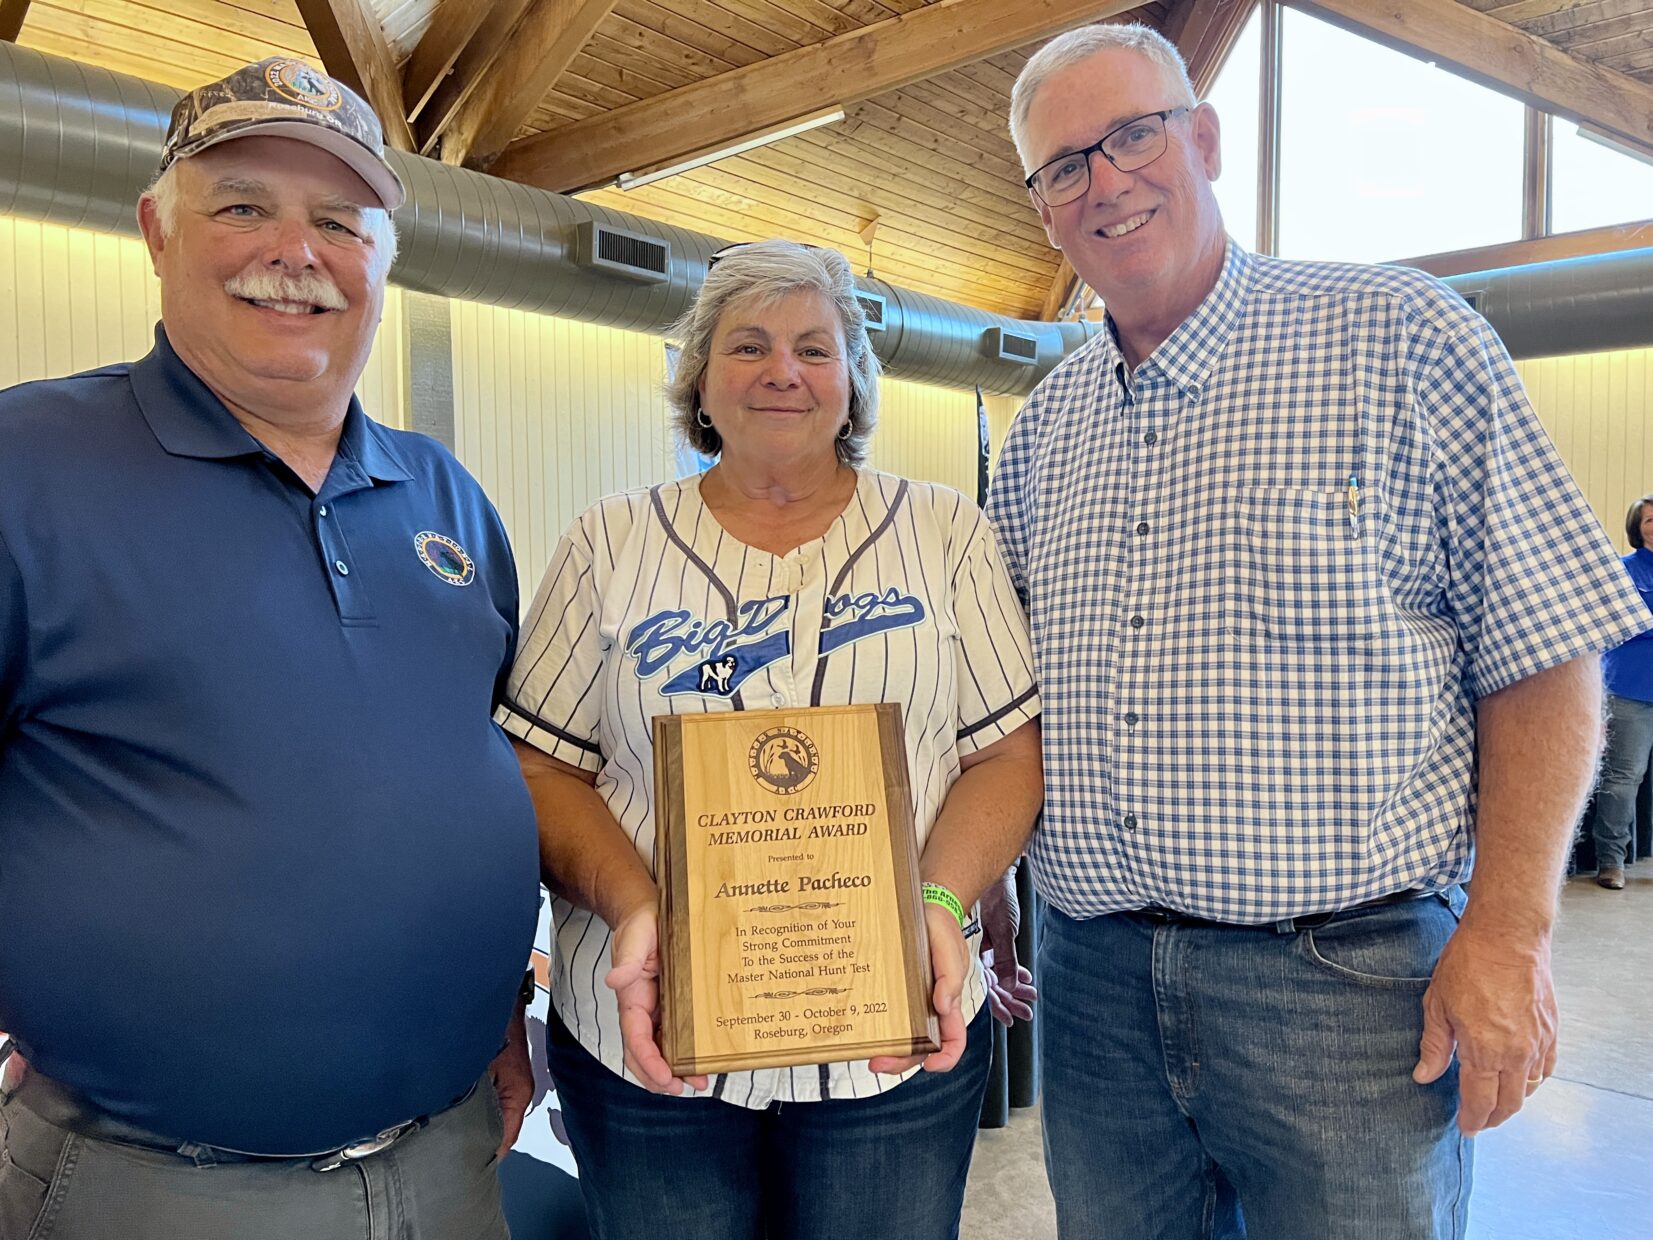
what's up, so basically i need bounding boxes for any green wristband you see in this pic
[922,882,967,928]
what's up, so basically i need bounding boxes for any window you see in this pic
[1551,120,1653,234]
[1277,8,1524,263]
[1204,6,1262,253]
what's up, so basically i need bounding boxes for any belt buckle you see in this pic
[311,1121,415,1173]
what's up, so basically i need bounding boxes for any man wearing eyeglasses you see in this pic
[987,22,1648,1240]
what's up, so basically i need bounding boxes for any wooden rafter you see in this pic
[1290,0,1653,151]
[293,0,416,152]
[435,0,619,170]
[1394,217,1653,279]
[0,0,32,43]
[412,0,536,155]
[489,0,1144,192]
[1042,0,1259,319]
[402,0,495,123]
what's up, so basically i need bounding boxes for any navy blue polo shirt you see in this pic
[0,326,539,1154]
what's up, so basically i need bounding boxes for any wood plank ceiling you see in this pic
[7,0,1653,319]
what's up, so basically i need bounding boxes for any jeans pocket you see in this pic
[1222,486,1384,645]
[0,1102,76,1240]
[1297,902,1452,989]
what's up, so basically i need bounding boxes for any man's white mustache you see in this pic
[224,271,349,312]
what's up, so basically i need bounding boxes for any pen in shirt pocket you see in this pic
[1346,472,1362,533]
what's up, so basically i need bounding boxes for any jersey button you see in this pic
[771,693,786,707]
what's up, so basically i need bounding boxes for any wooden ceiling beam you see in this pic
[435,0,621,169]
[0,0,32,43]
[1289,0,1653,152]
[1042,0,1259,319]
[402,0,494,122]
[488,0,1144,191]
[411,0,536,155]
[1393,216,1653,279]
[293,0,416,151]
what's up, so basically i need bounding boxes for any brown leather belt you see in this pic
[1128,887,1439,934]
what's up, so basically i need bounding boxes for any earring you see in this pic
[695,407,713,429]
[838,420,853,441]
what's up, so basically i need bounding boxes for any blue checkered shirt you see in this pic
[987,241,1650,923]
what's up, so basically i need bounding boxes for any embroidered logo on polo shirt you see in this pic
[414,531,476,586]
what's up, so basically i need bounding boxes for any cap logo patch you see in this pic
[415,531,476,587]
[266,60,343,112]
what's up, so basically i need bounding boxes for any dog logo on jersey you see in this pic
[748,726,819,795]
[414,531,476,586]
[629,596,793,698]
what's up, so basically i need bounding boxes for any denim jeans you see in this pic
[1594,693,1653,870]
[0,1070,508,1240]
[1038,893,1471,1240]
[545,1006,991,1240]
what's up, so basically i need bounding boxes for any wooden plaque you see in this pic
[654,704,940,1076]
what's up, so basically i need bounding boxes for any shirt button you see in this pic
[1122,813,1138,831]
[771,693,785,707]
[334,560,350,576]
[1124,711,1139,726]
[318,505,328,517]
[1143,431,1158,446]
[1135,521,1150,535]
[1129,614,1145,629]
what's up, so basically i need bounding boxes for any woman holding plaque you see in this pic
[499,240,1043,1240]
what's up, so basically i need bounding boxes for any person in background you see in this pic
[1591,494,1653,889]
[992,20,1651,1239]
[500,240,1044,1240]
[0,60,538,1239]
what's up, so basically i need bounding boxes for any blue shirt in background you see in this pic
[0,327,540,1154]
[1604,547,1653,703]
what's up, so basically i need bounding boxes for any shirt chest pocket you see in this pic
[1222,486,1384,645]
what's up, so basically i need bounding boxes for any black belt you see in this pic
[1127,887,1438,934]
[0,1056,444,1172]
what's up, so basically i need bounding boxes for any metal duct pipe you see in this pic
[0,42,1092,395]
[1444,247,1653,360]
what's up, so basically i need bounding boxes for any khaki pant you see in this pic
[0,1070,510,1240]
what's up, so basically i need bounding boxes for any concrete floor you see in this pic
[960,859,1653,1239]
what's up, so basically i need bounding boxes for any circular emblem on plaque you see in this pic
[748,726,819,796]
[266,59,344,111]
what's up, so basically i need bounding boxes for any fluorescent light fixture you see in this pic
[1577,122,1653,169]
[616,107,846,190]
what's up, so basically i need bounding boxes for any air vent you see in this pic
[981,326,1039,365]
[1457,289,1484,313]
[854,289,887,332]
[574,221,670,283]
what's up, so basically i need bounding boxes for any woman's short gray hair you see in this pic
[666,240,881,467]
[1010,22,1197,169]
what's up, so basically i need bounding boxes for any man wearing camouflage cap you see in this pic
[0,59,539,1238]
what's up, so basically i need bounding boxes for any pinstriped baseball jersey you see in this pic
[498,468,1040,1107]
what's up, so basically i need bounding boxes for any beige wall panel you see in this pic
[1516,348,1653,553]
[0,215,408,427]
[448,300,678,605]
[868,376,981,498]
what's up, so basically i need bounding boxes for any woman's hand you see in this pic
[604,903,709,1095]
[869,903,971,1076]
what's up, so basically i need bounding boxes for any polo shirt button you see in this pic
[1129,614,1145,629]
[1124,711,1139,726]
[334,560,350,576]
[1135,521,1150,535]
[318,505,328,517]
[1143,431,1158,446]
[1122,813,1138,831]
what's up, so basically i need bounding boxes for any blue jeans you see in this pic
[545,1007,991,1240]
[1038,893,1471,1240]
[1594,693,1653,870]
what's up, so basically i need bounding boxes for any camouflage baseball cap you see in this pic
[159,59,405,210]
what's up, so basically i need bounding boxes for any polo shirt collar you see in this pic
[1101,238,1253,401]
[130,324,413,483]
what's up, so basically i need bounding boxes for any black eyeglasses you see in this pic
[706,240,825,270]
[1024,108,1190,208]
